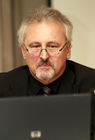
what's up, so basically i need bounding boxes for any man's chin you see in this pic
[36,69,55,81]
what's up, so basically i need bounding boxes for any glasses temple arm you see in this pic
[59,42,68,52]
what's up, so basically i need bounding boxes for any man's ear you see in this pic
[20,45,26,59]
[66,41,71,59]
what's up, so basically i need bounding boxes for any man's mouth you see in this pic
[40,64,51,67]
[39,64,51,67]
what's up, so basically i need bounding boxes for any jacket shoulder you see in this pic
[67,60,95,92]
[0,65,28,78]
[0,66,29,97]
[67,60,95,76]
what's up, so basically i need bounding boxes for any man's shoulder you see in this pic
[67,60,95,75]
[67,60,95,83]
[67,60,95,92]
[0,65,29,78]
[0,66,29,97]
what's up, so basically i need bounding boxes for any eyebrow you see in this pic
[29,42,40,45]
[47,41,60,45]
[28,41,61,46]
[28,42,41,47]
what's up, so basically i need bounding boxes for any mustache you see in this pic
[36,60,54,68]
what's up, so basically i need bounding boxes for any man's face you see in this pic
[21,19,71,85]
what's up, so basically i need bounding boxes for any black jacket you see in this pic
[0,60,95,97]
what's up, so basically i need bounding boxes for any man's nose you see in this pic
[40,49,49,60]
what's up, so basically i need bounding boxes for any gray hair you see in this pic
[17,6,73,46]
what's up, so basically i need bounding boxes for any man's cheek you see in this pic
[31,55,39,62]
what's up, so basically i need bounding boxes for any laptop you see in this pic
[0,94,91,140]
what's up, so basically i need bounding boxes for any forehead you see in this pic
[24,19,66,43]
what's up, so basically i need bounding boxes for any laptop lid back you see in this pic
[0,94,91,140]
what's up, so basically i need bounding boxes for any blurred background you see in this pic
[0,0,95,72]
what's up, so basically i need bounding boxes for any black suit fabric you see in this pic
[0,60,95,97]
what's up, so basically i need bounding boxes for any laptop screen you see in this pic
[0,94,91,140]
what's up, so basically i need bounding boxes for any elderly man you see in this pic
[0,6,95,139]
[0,6,95,97]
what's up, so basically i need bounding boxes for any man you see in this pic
[0,6,95,137]
[0,6,95,96]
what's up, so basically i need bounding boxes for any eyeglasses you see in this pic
[23,41,69,56]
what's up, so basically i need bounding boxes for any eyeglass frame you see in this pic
[23,41,69,55]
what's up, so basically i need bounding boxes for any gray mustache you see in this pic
[37,60,54,68]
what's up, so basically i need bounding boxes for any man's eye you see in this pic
[49,45,57,48]
[29,45,40,49]
[33,46,40,48]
